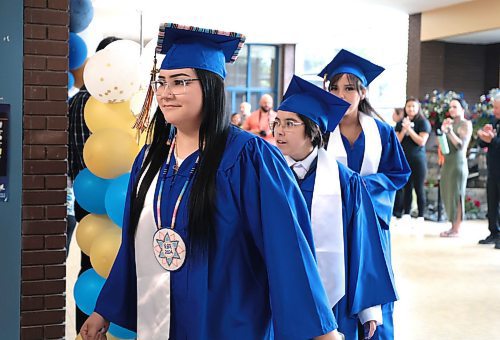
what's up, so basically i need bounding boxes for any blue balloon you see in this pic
[69,32,87,70]
[70,0,94,33]
[68,72,75,89]
[105,173,130,228]
[109,323,137,339]
[73,168,109,214]
[73,269,105,316]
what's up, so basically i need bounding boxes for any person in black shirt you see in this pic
[478,94,500,248]
[395,98,431,219]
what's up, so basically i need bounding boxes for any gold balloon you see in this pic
[76,214,116,256]
[76,334,82,340]
[84,96,136,137]
[90,226,122,279]
[83,129,140,179]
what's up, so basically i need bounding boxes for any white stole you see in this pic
[311,147,344,307]
[329,112,382,176]
[135,165,171,338]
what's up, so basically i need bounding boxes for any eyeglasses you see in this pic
[150,78,200,96]
[270,119,305,133]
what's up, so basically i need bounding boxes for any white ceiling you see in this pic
[85,0,497,48]
[365,0,473,14]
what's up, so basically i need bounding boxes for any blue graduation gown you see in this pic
[340,119,410,230]
[94,126,337,340]
[339,119,410,340]
[296,160,398,340]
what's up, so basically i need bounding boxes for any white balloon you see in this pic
[105,39,142,62]
[83,48,141,103]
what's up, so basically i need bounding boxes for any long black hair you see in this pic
[328,73,378,117]
[129,68,229,258]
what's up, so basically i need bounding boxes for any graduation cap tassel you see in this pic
[133,54,159,143]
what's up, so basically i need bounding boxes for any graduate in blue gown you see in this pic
[80,24,343,340]
[273,75,398,340]
[318,50,411,340]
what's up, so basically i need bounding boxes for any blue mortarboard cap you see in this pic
[278,75,350,133]
[317,49,385,87]
[156,23,246,79]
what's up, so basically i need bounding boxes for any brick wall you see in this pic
[419,41,490,105]
[407,14,500,103]
[420,41,446,99]
[407,14,422,98]
[22,0,69,338]
[443,43,486,105]
[485,43,500,90]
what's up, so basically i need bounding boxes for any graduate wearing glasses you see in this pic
[80,24,341,340]
[319,50,411,340]
[273,75,398,340]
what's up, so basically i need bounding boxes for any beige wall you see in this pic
[421,0,500,41]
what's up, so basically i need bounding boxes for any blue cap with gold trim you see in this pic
[156,23,245,79]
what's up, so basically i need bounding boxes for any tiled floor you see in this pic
[66,218,500,339]
[391,218,500,339]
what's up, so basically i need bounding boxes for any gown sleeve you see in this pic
[342,169,398,316]
[363,126,411,229]
[226,138,337,340]
[93,145,149,332]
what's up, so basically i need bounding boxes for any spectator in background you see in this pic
[478,94,500,248]
[239,101,251,125]
[439,98,472,237]
[395,98,431,221]
[230,112,242,127]
[242,94,277,145]
[68,35,121,332]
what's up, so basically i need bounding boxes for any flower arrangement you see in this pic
[465,195,480,214]
[464,195,484,220]
[421,90,462,130]
[467,88,500,138]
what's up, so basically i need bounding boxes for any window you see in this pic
[225,44,279,114]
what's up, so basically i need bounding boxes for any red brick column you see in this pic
[22,0,69,338]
